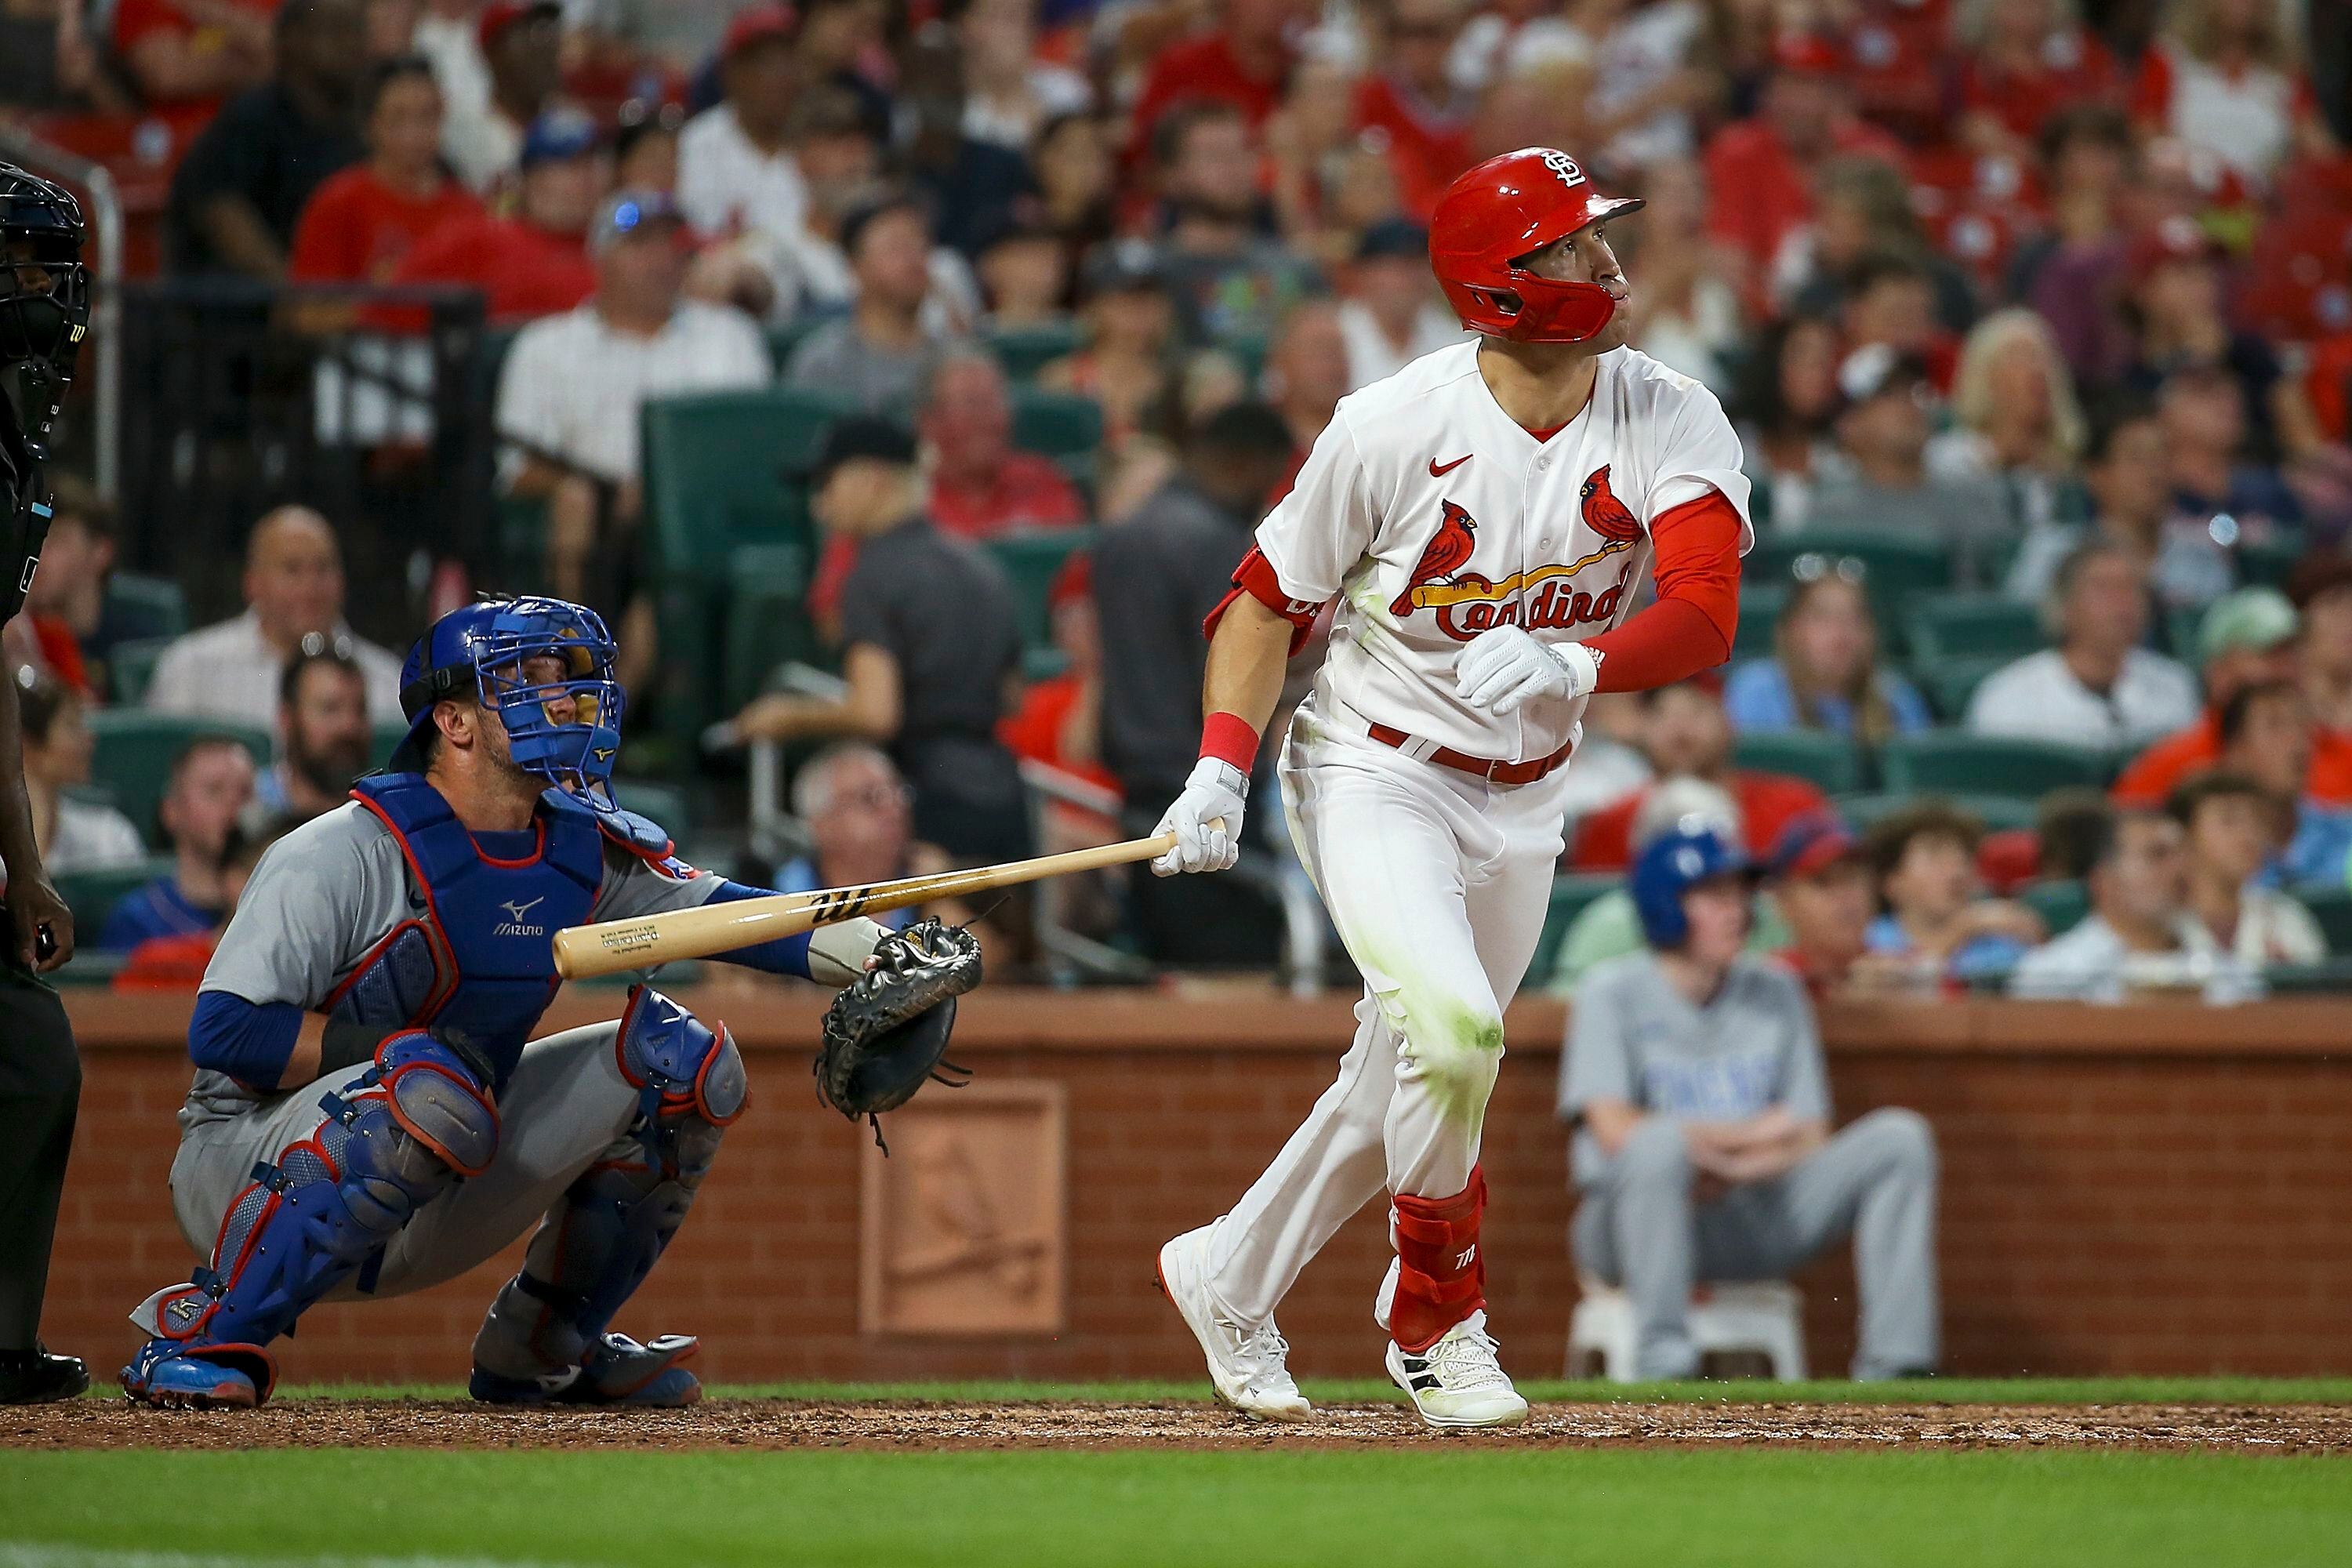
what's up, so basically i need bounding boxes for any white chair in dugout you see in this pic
[1566,1276,1808,1381]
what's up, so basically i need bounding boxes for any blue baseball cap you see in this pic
[520,107,601,169]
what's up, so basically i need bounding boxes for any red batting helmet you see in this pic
[1429,148,1644,344]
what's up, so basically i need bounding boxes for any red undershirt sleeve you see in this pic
[1203,544,1324,656]
[1581,491,1743,693]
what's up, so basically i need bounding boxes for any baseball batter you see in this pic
[1152,149,1751,1427]
[119,595,955,1409]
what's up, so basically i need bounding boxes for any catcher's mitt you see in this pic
[813,917,984,1149]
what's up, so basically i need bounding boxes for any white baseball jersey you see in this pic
[1255,342,1753,761]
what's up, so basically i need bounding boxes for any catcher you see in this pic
[122,596,979,1409]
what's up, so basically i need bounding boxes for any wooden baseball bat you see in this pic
[554,821,1216,979]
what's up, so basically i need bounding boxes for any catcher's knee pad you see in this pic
[614,985,747,1133]
[476,996,736,1378]
[127,1031,497,1375]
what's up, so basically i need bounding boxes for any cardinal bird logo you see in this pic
[1580,465,1642,544]
[1392,499,1479,616]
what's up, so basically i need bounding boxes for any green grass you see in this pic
[2,1447,2346,1568]
[265,1376,2352,1406]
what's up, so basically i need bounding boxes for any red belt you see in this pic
[1365,722,1575,785]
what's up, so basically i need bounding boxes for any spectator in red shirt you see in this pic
[2294,553,2352,775]
[1958,0,2123,158]
[2133,0,2329,192]
[113,0,275,131]
[1126,0,1309,162]
[920,350,1089,542]
[2112,586,2328,804]
[289,56,485,286]
[998,551,1118,799]
[1573,680,1831,871]
[1703,34,1903,289]
[1351,0,1475,221]
[386,107,604,324]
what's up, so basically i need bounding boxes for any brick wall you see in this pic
[39,989,2352,1385]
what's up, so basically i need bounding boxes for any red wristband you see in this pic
[1200,711,1261,775]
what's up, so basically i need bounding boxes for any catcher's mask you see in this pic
[393,595,626,797]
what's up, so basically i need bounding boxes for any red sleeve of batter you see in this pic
[1203,544,1324,655]
[1581,491,1743,693]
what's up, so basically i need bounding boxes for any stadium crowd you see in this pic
[5,0,2352,1006]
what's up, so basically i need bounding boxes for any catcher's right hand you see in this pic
[812,917,984,1149]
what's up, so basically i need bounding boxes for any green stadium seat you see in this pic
[720,561,830,715]
[47,950,129,988]
[85,710,271,847]
[1916,655,2013,724]
[2017,878,2089,938]
[493,494,549,585]
[2262,958,2352,993]
[1905,593,2046,662]
[641,386,860,756]
[1834,791,2041,835]
[1733,730,1866,794]
[1022,645,1073,682]
[1011,388,1103,458]
[985,321,1083,381]
[1011,388,1105,495]
[105,636,175,705]
[1744,532,1953,625]
[1731,583,1787,663]
[985,531,1095,652]
[2236,533,2306,591]
[1530,873,1621,982]
[2297,887,2352,955]
[609,777,693,840]
[1877,731,2113,798]
[103,573,190,641]
[53,855,173,939]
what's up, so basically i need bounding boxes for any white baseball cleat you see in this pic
[1385,1311,1530,1428]
[1156,1225,1312,1423]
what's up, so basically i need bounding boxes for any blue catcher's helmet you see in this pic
[390,597,625,793]
[1630,820,1752,949]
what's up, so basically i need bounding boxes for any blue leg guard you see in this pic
[122,1033,498,1408]
[470,989,742,1408]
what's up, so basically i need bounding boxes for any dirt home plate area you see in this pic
[13,1398,2352,1454]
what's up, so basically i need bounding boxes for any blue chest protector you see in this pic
[330,775,625,1088]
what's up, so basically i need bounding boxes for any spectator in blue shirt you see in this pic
[97,736,256,952]
[1861,800,2045,990]
[1723,568,1930,742]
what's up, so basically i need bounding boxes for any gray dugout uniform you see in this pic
[1561,952,1939,1378]
[166,801,729,1300]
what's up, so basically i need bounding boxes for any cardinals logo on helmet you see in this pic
[1389,466,1642,641]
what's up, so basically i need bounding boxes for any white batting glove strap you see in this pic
[1150,757,1248,877]
[1454,627,1600,716]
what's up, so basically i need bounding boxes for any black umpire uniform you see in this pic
[0,162,93,1404]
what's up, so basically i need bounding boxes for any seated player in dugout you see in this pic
[1564,822,1940,1381]
[1149,148,1748,1428]
[121,596,979,1410]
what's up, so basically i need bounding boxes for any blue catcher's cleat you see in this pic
[120,1338,273,1410]
[470,1332,702,1408]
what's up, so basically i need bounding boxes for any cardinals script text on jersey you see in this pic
[1255,342,1753,760]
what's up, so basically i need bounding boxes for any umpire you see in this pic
[0,162,93,1403]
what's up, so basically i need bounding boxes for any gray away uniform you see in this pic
[1561,952,1940,1380]
[168,801,737,1377]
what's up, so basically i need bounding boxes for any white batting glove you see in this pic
[1150,758,1247,877]
[1454,626,1600,716]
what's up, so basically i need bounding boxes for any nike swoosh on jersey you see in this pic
[1428,454,1472,477]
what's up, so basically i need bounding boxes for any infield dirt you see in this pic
[9,1399,2350,1454]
